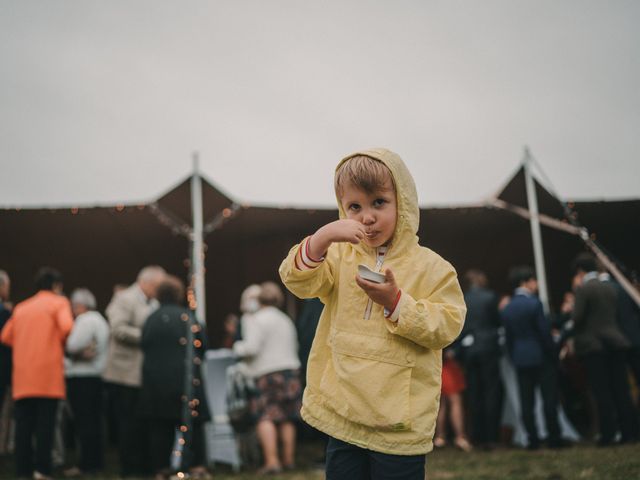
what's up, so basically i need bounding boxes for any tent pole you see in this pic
[191,152,207,325]
[523,147,551,315]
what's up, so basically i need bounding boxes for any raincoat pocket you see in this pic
[320,329,416,431]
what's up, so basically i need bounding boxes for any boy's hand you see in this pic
[355,268,400,312]
[309,220,366,259]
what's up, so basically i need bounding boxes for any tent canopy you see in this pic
[1,167,638,345]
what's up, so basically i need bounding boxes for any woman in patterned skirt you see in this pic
[233,282,302,474]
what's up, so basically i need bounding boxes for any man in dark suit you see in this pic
[501,266,562,449]
[572,254,638,445]
[459,270,503,448]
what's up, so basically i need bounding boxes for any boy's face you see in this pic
[340,177,397,248]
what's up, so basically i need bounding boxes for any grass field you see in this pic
[1,442,639,480]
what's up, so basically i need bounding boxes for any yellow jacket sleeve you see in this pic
[386,267,466,350]
[278,242,336,302]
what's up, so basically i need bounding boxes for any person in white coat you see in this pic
[65,288,109,475]
[233,282,301,475]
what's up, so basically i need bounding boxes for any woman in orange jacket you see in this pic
[1,267,73,480]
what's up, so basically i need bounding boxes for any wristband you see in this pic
[384,290,402,319]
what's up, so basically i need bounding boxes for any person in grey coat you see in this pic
[102,265,166,476]
[572,253,638,445]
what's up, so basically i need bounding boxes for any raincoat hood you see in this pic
[335,148,420,253]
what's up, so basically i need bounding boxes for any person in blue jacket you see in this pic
[501,266,563,449]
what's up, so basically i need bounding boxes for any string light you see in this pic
[187,286,197,310]
[203,202,242,234]
[148,202,191,238]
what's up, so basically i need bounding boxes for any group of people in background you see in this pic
[434,254,640,452]
[0,266,211,480]
[0,248,638,478]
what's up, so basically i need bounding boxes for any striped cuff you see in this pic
[295,236,325,270]
[384,290,402,323]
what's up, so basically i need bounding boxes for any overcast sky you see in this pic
[1,0,638,209]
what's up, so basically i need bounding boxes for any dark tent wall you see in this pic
[421,207,589,305]
[570,200,640,271]
[0,175,235,343]
[0,206,190,314]
[203,201,639,345]
[1,174,638,347]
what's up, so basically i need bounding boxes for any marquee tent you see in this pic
[1,166,638,345]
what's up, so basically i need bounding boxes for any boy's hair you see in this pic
[334,155,395,197]
[508,266,535,291]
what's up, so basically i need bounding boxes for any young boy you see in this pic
[279,148,466,479]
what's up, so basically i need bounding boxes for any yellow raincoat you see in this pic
[279,148,466,455]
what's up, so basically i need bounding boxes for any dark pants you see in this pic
[14,397,58,477]
[108,383,150,476]
[148,419,206,474]
[582,350,639,444]
[516,361,561,447]
[465,353,502,444]
[325,437,425,480]
[67,377,104,472]
[0,383,7,411]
